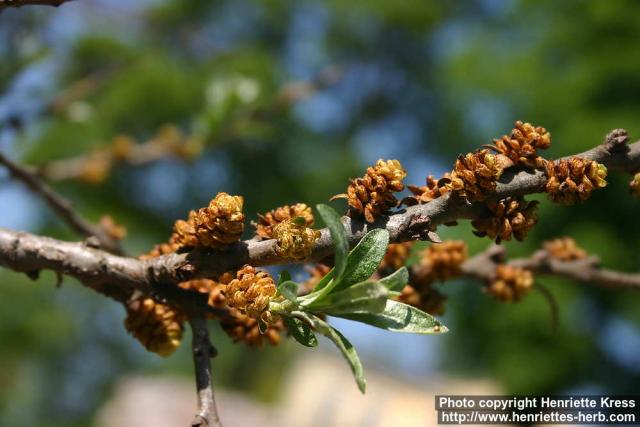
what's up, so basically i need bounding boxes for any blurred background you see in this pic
[1,0,640,426]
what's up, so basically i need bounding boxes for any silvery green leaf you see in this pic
[312,316,366,393]
[379,267,409,292]
[336,300,448,334]
[305,228,390,305]
[316,204,348,284]
[303,280,388,315]
[277,280,299,304]
[332,228,389,292]
[277,270,292,286]
[283,316,318,347]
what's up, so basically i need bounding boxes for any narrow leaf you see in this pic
[277,280,299,303]
[283,316,318,347]
[379,267,409,292]
[313,316,366,393]
[303,281,388,315]
[301,228,390,305]
[316,204,348,284]
[336,300,448,334]
[332,229,389,292]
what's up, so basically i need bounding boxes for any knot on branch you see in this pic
[398,213,440,242]
[604,128,629,152]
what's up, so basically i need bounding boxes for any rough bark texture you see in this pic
[1,139,639,295]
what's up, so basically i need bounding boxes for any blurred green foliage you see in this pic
[2,0,640,425]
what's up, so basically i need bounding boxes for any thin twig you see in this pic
[188,316,223,427]
[34,65,346,182]
[0,152,124,254]
[461,244,640,292]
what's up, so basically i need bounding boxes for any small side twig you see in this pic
[0,152,123,254]
[188,316,222,427]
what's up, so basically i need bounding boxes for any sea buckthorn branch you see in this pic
[188,315,223,427]
[459,241,640,294]
[31,66,345,184]
[0,151,125,254]
[2,130,638,287]
[2,126,640,427]
[158,129,640,282]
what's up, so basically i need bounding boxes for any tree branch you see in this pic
[2,131,639,427]
[0,228,146,296]
[2,137,640,290]
[159,139,640,281]
[188,316,222,427]
[0,152,124,254]
[460,244,640,292]
[33,65,346,183]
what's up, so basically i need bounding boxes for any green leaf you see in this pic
[283,316,318,347]
[333,229,389,292]
[313,316,366,393]
[316,204,348,284]
[336,300,448,334]
[277,270,292,286]
[300,228,390,306]
[379,267,409,292]
[277,280,299,303]
[303,280,388,315]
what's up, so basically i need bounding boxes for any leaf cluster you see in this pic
[270,204,447,392]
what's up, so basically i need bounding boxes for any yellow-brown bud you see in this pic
[486,265,533,302]
[545,157,607,204]
[491,121,551,168]
[379,242,414,272]
[471,197,539,244]
[335,159,406,223]
[178,278,227,312]
[124,297,185,357]
[171,192,245,249]
[224,265,277,319]
[396,284,447,316]
[99,215,127,241]
[543,237,587,261]
[79,151,112,184]
[404,174,451,206]
[272,218,321,261]
[445,149,511,201]
[220,310,284,347]
[413,240,468,284]
[255,203,314,240]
